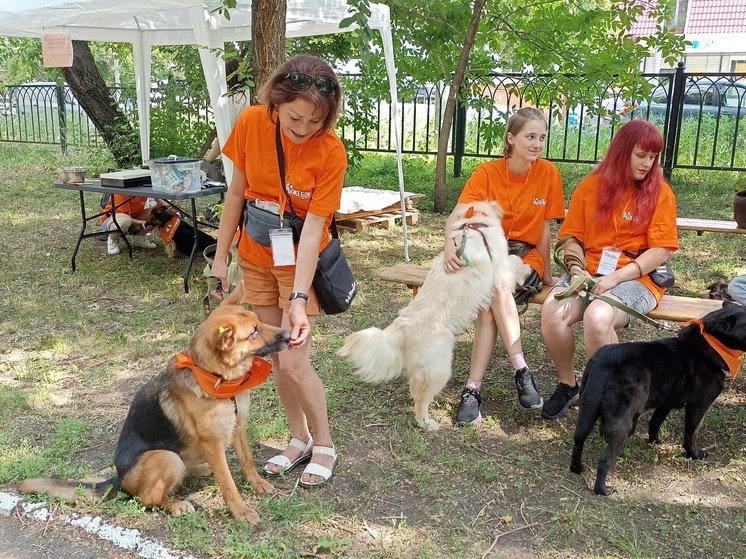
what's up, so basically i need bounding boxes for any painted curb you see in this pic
[0,491,196,559]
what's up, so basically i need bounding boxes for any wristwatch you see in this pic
[289,292,310,302]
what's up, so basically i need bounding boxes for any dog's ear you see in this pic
[487,200,504,220]
[214,323,235,350]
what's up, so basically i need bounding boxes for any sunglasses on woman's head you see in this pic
[284,72,337,96]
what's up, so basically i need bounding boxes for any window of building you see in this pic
[667,0,688,31]
[731,60,746,73]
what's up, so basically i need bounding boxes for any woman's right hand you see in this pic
[443,239,467,273]
[210,256,229,299]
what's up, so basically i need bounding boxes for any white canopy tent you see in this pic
[0,0,410,259]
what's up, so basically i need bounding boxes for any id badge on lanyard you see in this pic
[270,227,295,266]
[596,246,621,276]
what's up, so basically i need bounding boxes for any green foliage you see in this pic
[0,418,91,483]
[167,511,217,555]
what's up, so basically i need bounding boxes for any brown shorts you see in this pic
[238,256,321,315]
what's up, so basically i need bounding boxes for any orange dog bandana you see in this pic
[159,216,181,243]
[682,319,744,382]
[173,352,272,398]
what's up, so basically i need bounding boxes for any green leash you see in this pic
[455,232,472,267]
[552,236,676,332]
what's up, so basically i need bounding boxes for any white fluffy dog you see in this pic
[337,201,530,430]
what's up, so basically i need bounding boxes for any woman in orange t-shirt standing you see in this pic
[540,119,678,420]
[444,108,565,425]
[210,56,347,489]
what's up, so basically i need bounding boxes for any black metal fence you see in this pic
[337,63,746,179]
[3,64,745,178]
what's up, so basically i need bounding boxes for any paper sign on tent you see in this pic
[42,33,73,67]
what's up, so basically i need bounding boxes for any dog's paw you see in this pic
[251,477,275,495]
[649,435,663,445]
[417,417,440,431]
[169,500,196,516]
[569,463,584,475]
[231,503,261,525]
[594,484,614,496]
[685,447,708,460]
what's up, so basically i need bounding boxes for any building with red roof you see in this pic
[631,0,746,72]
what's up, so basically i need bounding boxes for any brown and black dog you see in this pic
[18,286,289,524]
[570,301,746,496]
[145,205,216,258]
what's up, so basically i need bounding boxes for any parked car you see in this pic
[604,79,746,121]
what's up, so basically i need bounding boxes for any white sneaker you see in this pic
[107,238,120,255]
[131,235,157,249]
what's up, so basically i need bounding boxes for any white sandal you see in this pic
[298,446,339,489]
[262,437,313,478]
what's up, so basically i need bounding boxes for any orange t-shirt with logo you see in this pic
[458,158,565,274]
[100,195,149,223]
[558,174,679,301]
[222,105,347,268]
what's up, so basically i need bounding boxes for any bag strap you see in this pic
[275,118,339,238]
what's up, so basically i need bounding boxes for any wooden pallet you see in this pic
[337,210,420,233]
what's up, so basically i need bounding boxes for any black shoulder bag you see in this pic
[275,121,356,314]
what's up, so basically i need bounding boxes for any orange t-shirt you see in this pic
[222,105,347,268]
[558,174,679,301]
[100,195,149,223]
[458,158,565,274]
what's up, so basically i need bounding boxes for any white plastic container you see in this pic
[150,156,201,194]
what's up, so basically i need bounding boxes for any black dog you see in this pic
[146,205,215,258]
[570,301,746,495]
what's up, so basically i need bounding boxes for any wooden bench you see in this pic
[379,263,723,322]
[675,217,746,236]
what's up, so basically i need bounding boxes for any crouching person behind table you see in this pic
[101,195,174,255]
[540,119,679,420]
[209,55,346,489]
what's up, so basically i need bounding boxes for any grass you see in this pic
[2,144,746,558]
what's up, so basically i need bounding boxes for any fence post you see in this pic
[56,85,68,155]
[662,61,685,181]
[452,98,467,178]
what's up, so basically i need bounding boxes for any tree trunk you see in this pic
[250,0,287,101]
[433,0,488,213]
[61,41,138,167]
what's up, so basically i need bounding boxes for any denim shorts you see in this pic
[557,275,657,325]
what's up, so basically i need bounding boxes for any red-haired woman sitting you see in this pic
[540,119,679,420]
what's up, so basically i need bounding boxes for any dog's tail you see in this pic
[337,326,404,383]
[574,361,606,441]
[17,476,119,503]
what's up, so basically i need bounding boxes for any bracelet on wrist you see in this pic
[630,260,643,278]
[289,292,310,303]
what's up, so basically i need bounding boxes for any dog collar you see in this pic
[682,319,744,382]
[455,222,493,263]
[173,352,272,398]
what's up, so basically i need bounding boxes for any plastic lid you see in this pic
[152,155,199,164]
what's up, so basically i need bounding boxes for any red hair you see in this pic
[593,119,666,228]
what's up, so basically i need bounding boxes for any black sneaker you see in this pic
[514,367,543,410]
[456,387,483,425]
[541,382,580,420]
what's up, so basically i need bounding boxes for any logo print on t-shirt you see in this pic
[622,211,640,223]
[285,183,311,200]
[533,198,547,206]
